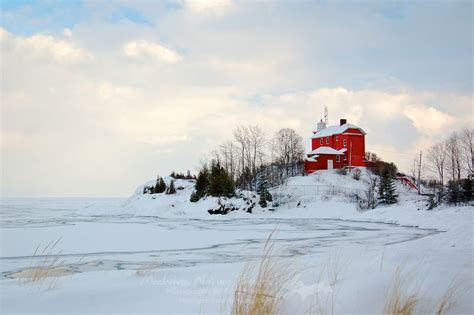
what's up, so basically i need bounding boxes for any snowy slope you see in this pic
[114,177,258,218]
[110,169,421,219]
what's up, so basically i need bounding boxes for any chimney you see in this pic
[340,118,347,126]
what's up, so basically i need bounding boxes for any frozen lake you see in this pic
[2,198,471,314]
[0,198,439,281]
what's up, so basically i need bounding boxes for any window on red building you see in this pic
[326,137,329,144]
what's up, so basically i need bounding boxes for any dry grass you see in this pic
[383,268,469,315]
[16,238,71,290]
[383,268,419,315]
[434,277,469,315]
[231,230,295,315]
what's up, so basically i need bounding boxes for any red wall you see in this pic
[305,154,346,174]
[307,128,366,172]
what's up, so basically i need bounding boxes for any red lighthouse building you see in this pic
[304,118,367,174]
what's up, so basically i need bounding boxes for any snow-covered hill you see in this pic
[120,176,259,217]
[111,168,424,219]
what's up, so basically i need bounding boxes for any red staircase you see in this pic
[396,176,419,192]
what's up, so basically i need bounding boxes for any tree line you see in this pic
[190,126,306,206]
[426,128,473,185]
[206,126,305,189]
[425,128,473,206]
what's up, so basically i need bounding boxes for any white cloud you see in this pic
[183,0,234,14]
[0,27,90,62]
[63,28,73,38]
[123,40,182,63]
[97,83,140,100]
[403,104,455,136]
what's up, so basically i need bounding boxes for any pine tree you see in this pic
[190,166,210,202]
[461,178,473,203]
[166,180,176,194]
[257,174,272,208]
[446,180,462,204]
[378,169,398,204]
[208,161,235,198]
[154,176,167,193]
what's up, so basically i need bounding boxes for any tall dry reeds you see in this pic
[231,230,295,315]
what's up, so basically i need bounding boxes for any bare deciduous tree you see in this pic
[427,142,447,185]
[273,128,305,166]
[446,132,462,181]
[460,127,473,176]
[233,126,249,176]
[219,141,238,179]
[247,125,266,174]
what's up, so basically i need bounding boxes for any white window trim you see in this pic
[343,139,347,147]
[320,138,323,145]
[336,136,339,141]
[336,155,340,162]
[326,137,329,144]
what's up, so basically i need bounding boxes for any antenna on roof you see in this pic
[324,106,328,125]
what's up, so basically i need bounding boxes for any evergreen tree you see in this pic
[237,166,252,190]
[446,180,462,204]
[154,176,167,193]
[257,174,272,208]
[166,180,176,194]
[461,178,473,203]
[190,166,210,202]
[208,161,235,198]
[190,161,235,202]
[378,169,398,204]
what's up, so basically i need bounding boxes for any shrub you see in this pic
[427,189,444,210]
[143,186,154,194]
[352,168,362,181]
[170,171,194,179]
[337,167,348,175]
[369,160,398,177]
[190,191,200,202]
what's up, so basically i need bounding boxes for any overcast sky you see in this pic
[1,0,472,197]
